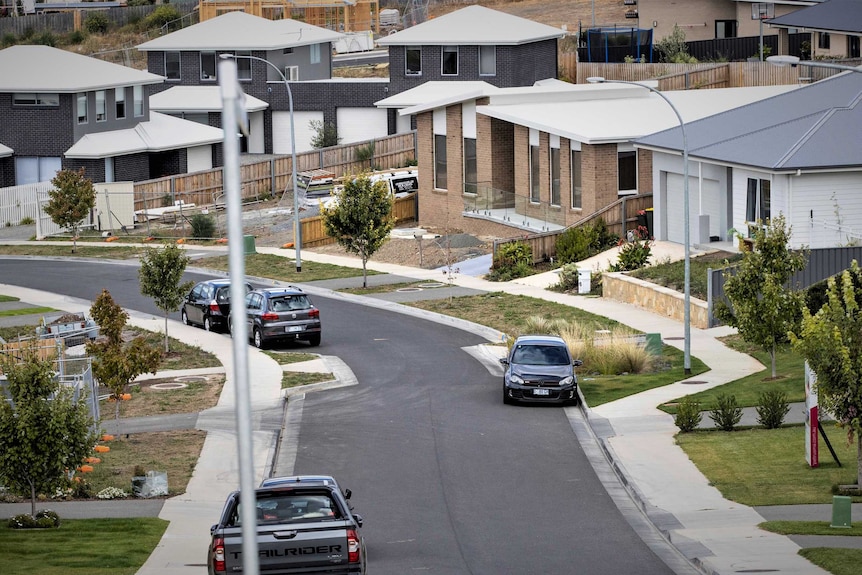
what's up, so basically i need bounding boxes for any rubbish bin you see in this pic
[831,495,852,528]
[578,269,591,295]
[243,235,256,255]
[645,333,662,356]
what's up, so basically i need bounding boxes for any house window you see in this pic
[818,32,830,50]
[77,93,87,124]
[434,134,447,190]
[115,87,125,119]
[310,43,321,64]
[463,137,477,194]
[406,47,421,76]
[15,156,61,185]
[164,51,180,80]
[13,93,58,106]
[133,85,144,117]
[95,90,106,122]
[442,45,458,76]
[237,51,252,80]
[849,36,861,58]
[618,149,637,194]
[530,142,540,203]
[550,146,560,206]
[285,66,299,81]
[571,149,582,209]
[479,45,496,76]
[201,51,217,80]
[715,20,737,39]
[746,178,771,223]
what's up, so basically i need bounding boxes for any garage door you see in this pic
[336,107,389,145]
[666,174,721,244]
[187,145,212,173]
[273,111,323,154]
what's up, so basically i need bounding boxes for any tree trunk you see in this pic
[72,225,78,254]
[770,345,777,379]
[115,398,122,435]
[164,313,170,354]
[362,257,368,288]
[30,482,36,517]
[857,434,862,487]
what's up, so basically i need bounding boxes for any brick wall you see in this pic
[0,158,12,188]
[0,93,75,158]
[64,159,105,184]
[582,143,619,215]
[637,149,653,194]
[489,118,514,194]
[513,125,529,210]
[115,153,152,182]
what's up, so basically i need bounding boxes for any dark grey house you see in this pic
[0,44,223,187]
[137,11,390,154]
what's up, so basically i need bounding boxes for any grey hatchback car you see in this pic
[500,335,582,405]
[244,286,321,348]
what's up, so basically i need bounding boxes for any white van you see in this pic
[323,169,418,208]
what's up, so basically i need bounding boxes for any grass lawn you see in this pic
[0,518,168,575]
[263,351,320,364]
[676,426,861,506]
[282,371,334,388]
[760,521,862,536]
[630,251,743,300]
[0,295,19,302]
[116,375,225,418]
[0,306,55,317]
[0,245,148,258]
[196,252,377,282]
[800,548,862,575]
[659,334,805,415]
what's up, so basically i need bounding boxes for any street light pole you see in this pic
[222,53,302,272]
[587,77,692,374]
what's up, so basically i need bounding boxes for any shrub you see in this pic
[756,390,791,429]
[1,33,16,48]
[96,486,128,500]
[19,216,34,225]
[31,31,57,46]
[555,219,616,265]
[487,241,533,282]
[609,232,652,272]
[674,397,702,432]
[190,214,216,239]
[144,5,182,31]
[8,509,60,529]
[709,394,743,431]
[66,29,86,44]
[84,12,110,34]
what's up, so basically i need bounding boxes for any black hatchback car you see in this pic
[182,279,252,333]
[245,286,321,348]
[500,335,582,405]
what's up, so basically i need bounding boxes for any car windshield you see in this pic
[511,344,570,366]
[270,295,309,312]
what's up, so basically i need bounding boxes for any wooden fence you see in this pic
[301,193,417,247]
[0,339,63,375]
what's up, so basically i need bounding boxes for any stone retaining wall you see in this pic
[602,272,710,329]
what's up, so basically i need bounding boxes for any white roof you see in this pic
[65,112,223,159]
[477,84,800,144]
[137,11,344,51]
[375,81,497,108]
[0,45,164,93]
[377,5,566,46]
[0,142,12,157]
[149,85,269,113]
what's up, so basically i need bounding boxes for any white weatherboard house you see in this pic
[635,69,862,249]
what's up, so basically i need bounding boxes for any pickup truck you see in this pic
[208,475,366,575]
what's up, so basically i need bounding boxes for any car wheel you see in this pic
[503,386,514,405]
[307,333,321,347]
[181,309,190,326]
[253,328,265,349]
[204,316,213,332]
[227,318,233,335]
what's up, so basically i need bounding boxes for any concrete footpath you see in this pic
[1,241,860,575]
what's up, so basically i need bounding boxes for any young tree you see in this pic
[43,168,96,254]
[714,215,807,378]
[139,244,194,353]
[655,24,697,63]
[86,290,161,429]
[0,346,97,517]
[309,120,341,149]
[321,173,395,287]
[790,260,862,485]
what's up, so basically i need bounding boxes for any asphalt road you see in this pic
[0,258,676,575]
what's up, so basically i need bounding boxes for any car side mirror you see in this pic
[499,358,509,366]
[210,524,218,535]
[343,488,352,500]
[353,513,363,528]
[573,359,583,367]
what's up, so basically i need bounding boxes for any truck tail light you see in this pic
[309,308,319,318]
[347,529,361,564]
[261,312,279,321]
[209,302,221,313]
[212,537,226,573]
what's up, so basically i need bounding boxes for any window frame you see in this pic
[571,149,582,209]
[133,85,144,117]
[550,146,561,206]
[479,45,496,76]
[745,177,771,225]
[617,149,637,195]
[77,93,88,124]
[715,19,737,39]
[115,87,126,119]
[818,32,830,50]
[200,51,217,81]
[164,51,181,81]
[441,45,459,76]
[463,137,477,195]
[310,43,321,64]
[236,51,252,81]
[13,93,59,106]
[95,90,106,122]
[529,142,540,203]
[405,46,422,76]
[434,134,448,190]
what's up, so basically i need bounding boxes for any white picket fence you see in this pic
[0,181,51,227]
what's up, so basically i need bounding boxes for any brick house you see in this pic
[138,11,390,154]
[397,81,797,238]
[0,44,223,187]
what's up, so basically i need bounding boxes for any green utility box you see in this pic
[243,235,256,255]
[645,333,662,356]
[831,495,852,528]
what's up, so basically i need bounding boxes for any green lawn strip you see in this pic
[281,371,334,389]
[0,306,55,317]
[340,281,429,295]
[132,328,222,370]
[658,333,805,415]
[800,548,862,575]
[263,351,319,365]
[0,517,168,575]
[676,426,861,506]
[197,252,378,282]
[0,245,148,258]
[0,295,19,302]
[580,345,709,407]
[760,521,862,536]
[630,252,743,300]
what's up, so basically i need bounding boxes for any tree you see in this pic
[309,120,341,149]
[714,215,807,378]
[321,173,395,287]
[139,245,194,353]
[0,346,97,517]
[790,260,862,485]
[43,168,96,254]
[86,290,161,429]
[655,24,697,63]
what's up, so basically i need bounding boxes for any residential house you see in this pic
[767,0,862,58]
[635,69,862,249]
[137,11,390,154]
[0,45,223,187]
[391,80,796,239]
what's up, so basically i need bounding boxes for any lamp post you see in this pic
[222,53,302,272]
[587,77,692,375]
